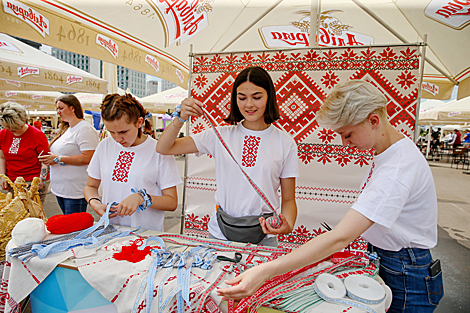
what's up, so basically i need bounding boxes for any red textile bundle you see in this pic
[46,212,94,234]
[113,239,153,263]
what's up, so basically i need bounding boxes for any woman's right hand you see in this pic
[179,98,204,121]
[0,177,8,190]
[92,202,118,218]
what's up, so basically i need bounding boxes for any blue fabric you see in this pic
[56,196,88,215]
[368,244,444,313]
[84,110,101,130]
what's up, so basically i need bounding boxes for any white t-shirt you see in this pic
[192,123,299,239]
[50,120,99,198]
[352,137,438,251]
[87,136,182,231]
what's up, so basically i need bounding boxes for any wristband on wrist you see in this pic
[131,188,152,212]
[88,197,101,205]
[171,104,188,123]
[53,156,65,166]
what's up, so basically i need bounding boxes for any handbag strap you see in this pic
[199,107,279,218]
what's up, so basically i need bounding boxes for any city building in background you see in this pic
[117,66,146,98]
[51,48,101,78]
[146,80,159,96]
[160,80,178,92]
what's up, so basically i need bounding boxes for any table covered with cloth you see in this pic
[0,225,391,313]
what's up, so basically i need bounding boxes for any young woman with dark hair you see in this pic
[84,94,181,231]
[157,66,299,246]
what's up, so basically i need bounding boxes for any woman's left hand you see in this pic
[259,213,291,235]
[38,152,58,166]
[115,193,144,217]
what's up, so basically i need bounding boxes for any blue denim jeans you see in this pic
[56,196,88,215]
[368,244,444,313]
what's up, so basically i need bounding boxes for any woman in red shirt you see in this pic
[0,102,50,204]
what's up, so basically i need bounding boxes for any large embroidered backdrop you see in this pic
[183,46,420,250]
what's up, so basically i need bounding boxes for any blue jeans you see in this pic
[56,196,88,215]
[368,244,444,313]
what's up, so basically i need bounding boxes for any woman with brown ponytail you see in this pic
[39,95,99,214]
[84,94,181,231]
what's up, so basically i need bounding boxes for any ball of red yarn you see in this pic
[46,212,94,234]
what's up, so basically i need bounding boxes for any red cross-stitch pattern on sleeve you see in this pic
[242,135,260,167]
[112,151,135,183]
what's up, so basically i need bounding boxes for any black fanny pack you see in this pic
[216,207,273,244]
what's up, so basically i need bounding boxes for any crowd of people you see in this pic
[0,70,446,312]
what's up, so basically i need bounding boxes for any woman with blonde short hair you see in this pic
[218,80,444,312]
[0,102,50,204]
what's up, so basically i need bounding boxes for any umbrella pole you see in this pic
[415,35,427,142]
[179,45,194,235]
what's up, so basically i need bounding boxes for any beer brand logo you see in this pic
[18,66,39,78]
[153,0,212,46]
[3,0,50,37]
[0,40,21,52]
[145,55,160,73]
[32,94,42,99]
[39,105,45,109]
[67,75,83,85]
[176,68,184,84]
[425,0,470,29]
[422,82,440,96]
[96,34,119,59]
[260,10,373,48]
[5,91,17,97]
[448,111,462,117]
[6,80,21,87]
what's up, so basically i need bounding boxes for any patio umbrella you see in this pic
[419,96,470,125]
[0,33,107,93]
[0,90,62,110]
[140,86,187,114]
[0,0,468,99]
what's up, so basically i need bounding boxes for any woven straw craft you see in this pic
[0,174,47,261]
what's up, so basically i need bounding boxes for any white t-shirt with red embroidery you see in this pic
[87,136,182,231]
[192,123,299,240]
[352,137,438,251]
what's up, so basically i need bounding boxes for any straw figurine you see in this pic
[0,174,47,261]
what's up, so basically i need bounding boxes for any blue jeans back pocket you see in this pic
[426,270,444,306]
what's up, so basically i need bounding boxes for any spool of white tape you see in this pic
[314,273,387,313]
[344,275,386,304]
[315,273,347,299]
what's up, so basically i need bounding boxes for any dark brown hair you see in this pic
[50,94,84,147]
[101,93,149,138]
[224,66,279,125]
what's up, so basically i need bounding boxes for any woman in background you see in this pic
[0,102,50,204]
[39,95,99,215]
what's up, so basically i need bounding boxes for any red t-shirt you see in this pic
[33,120,42,130]
[0,126,50,181]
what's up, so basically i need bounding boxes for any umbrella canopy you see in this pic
[0,33,107,93]
[75,87,140,111]
[419,97,470,124]
[140,86,187,114]
[0,90,62,110]
[0,0,468,99]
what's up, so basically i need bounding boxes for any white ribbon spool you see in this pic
[314,273,387,313]
[344,275,386,304]
[314,273,347,299]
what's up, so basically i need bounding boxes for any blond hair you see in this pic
[0,102,28,131]
[316,80,387,129]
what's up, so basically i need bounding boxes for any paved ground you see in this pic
[37,156,469,312]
